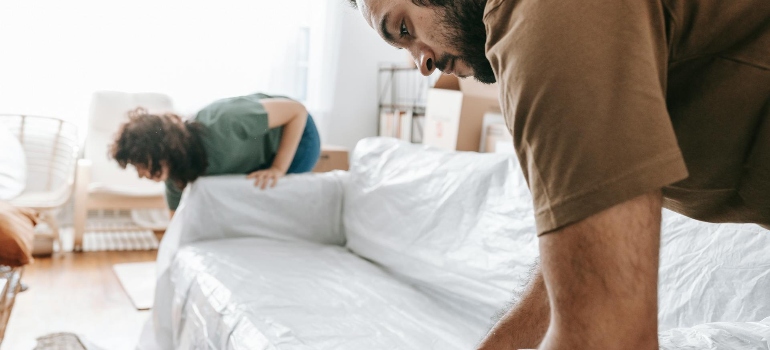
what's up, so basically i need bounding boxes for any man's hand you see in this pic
[247,167,286,190]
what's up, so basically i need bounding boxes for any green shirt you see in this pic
[165,93,283,210]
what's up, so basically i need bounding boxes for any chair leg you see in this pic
[73,160,92,252]
[44,212,62,253]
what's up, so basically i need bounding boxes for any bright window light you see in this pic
[0,0,316,136]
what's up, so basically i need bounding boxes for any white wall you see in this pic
[320,6,409,151]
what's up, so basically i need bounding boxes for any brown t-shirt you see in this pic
[484,0,770,234]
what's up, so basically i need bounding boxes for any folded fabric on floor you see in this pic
[0,201,37,267]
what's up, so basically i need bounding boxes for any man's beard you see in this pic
[429,0,496,84]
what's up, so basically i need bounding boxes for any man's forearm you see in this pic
[478,263,550,350]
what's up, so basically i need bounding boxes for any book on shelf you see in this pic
[380,109,423,143]
[411,115,424,143]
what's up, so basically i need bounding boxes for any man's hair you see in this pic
[411,0,452,6]
[346,0,450,9]
[110,107,208,189]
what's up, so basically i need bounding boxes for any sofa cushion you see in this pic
[343,138,539,322]
[343,138,770,330]
[0,124,26,200]
[0,201,37,267]
[169,238,486,350]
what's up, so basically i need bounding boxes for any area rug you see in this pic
[112,262,156,310]
[57,209,162,252]
[59,226,159,253]
[82,230,159,252]
[34,333,103,350]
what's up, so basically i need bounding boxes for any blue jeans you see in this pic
[287,114,321,174]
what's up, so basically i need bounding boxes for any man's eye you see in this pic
[399,20,410,38]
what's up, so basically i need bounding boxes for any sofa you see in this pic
[139,137,770,350]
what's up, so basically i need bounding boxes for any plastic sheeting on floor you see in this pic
[660,317,770,350]
[139,137,770,350]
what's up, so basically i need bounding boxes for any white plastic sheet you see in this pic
[343,138,539,325]
[170,238,483,350]
[660,317,770,350]
[658,210,770,331]
[139,171,347,350]
[140,137,770,350]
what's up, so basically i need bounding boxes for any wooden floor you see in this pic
[2,250,157,350]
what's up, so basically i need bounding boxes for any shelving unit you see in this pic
[376,63,439,143]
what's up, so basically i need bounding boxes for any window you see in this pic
[0,0,318,133]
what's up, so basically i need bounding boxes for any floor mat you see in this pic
[58,209,162,252]
[82,230,159,252]
[112,262,156,310]
[33,333,103,350]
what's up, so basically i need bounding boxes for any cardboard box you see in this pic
[423,75,501,151]
[479,112,515,154]
[485,123,515,154]
[312,146,350,172]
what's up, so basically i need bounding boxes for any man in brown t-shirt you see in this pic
[349,0,769,349]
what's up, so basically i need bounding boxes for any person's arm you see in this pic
[477,263,550,350]
[544,191,662,349]
[247,98,308,189]
[165,181,184,215]
[480,192,662,349]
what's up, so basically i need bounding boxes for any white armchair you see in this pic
[73,91,174,251]
[0,114,79,252]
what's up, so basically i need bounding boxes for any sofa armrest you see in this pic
[144,171,348,350]
[175,171,347,247]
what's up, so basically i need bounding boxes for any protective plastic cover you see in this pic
[140,171,348,350]
[170,238,484,350]
[345,138,770,332]
[140,137,770,350]
[659,317,770,350]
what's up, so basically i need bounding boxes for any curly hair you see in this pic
[110,107,208,189]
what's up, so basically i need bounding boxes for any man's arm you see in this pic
[538,191,662,349]
[477,263,550,350]
[480,191,662,350]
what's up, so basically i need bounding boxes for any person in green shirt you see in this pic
[110,93,321,217]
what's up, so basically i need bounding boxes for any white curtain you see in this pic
[0,0,340,140]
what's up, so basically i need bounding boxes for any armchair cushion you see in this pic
[0,124,26,201]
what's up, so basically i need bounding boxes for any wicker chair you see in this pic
[0,115,79,251]
[0,266,22,345]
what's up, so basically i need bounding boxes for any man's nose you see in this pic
[412,47,436,76]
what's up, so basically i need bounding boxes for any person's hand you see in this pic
[247,167,286,190]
